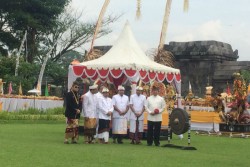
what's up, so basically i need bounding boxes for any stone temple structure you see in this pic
[164,40,250,97]
[93,40,250,97]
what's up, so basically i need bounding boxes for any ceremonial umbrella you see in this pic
[28,89,41,108]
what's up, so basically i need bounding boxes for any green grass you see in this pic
[0,121,249,167]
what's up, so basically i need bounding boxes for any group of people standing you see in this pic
[64,81,166,146]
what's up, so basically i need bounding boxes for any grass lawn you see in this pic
[0,121,249,167]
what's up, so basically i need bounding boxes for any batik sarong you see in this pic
[84,117,97,136]
[65,118,79,140]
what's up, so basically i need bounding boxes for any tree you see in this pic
[45,50,84,86]
[1,0,118,63]
[0,0,70,62]
[0,56,39,94]
[42,8,118,62]
[0,51,83,96]
[0,1,119,96]
[241,70,250,85]
[0,0,20,55]
[35,7,119,93]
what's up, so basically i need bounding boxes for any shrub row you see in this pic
[0,107,65,121]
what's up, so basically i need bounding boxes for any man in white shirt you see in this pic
[112,85,129,144]
[97,87,113,144]
[96,84,105,101]
[145,86,166,146]
[129,86,146,144]
[82,84,98,144]
[94,84,105,140]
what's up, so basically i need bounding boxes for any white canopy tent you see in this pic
[68,21,182,106]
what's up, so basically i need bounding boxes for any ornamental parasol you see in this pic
[28,89,41,94]
[28,89,41,108]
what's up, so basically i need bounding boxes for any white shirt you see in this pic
[145,95,166,122]
[129,94,146,120]
[96,92,103,99]
[82,91,98,118]
[112,94,129,119]
[98,95,113,120]
[96,92,103,116]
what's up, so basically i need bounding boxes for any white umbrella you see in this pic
[28,89,41,108]
[28,89,41,94]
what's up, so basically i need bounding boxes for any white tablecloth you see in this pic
[0,98,64,112]
[191,122,220,132]
[181,105,233,112]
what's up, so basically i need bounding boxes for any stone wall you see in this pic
[213,61,250,93]
[165,40,239,61]
[165,40,249,97]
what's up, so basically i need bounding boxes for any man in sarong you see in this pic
[129,86,146,144]
[64,81,82,144]
[97,87,113,144]
[83,84,98,144]
[145,86,166,146]
[112,85,129,144]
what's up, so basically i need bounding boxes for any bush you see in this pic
[46,107,65,115]
[0,107,65,121]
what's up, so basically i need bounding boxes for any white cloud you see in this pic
[171,20,223,42]
[199,20,223,40]
[172,32,194,42]
[70,0,250,60]
[137,41,150,52]
[94,33,119,46]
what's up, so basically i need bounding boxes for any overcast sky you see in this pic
[71,0,250,61]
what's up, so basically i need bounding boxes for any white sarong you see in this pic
[129,120,144,133]
[112,118,127,134]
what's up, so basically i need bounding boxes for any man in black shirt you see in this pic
[64,81,82,144]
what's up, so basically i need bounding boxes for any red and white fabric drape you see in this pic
[70,65,181,85]
[68,65,182,107]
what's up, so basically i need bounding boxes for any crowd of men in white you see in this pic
[65,83,171,146]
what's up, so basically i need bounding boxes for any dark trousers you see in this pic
[113,134,123,143]
[147,121,162,145]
